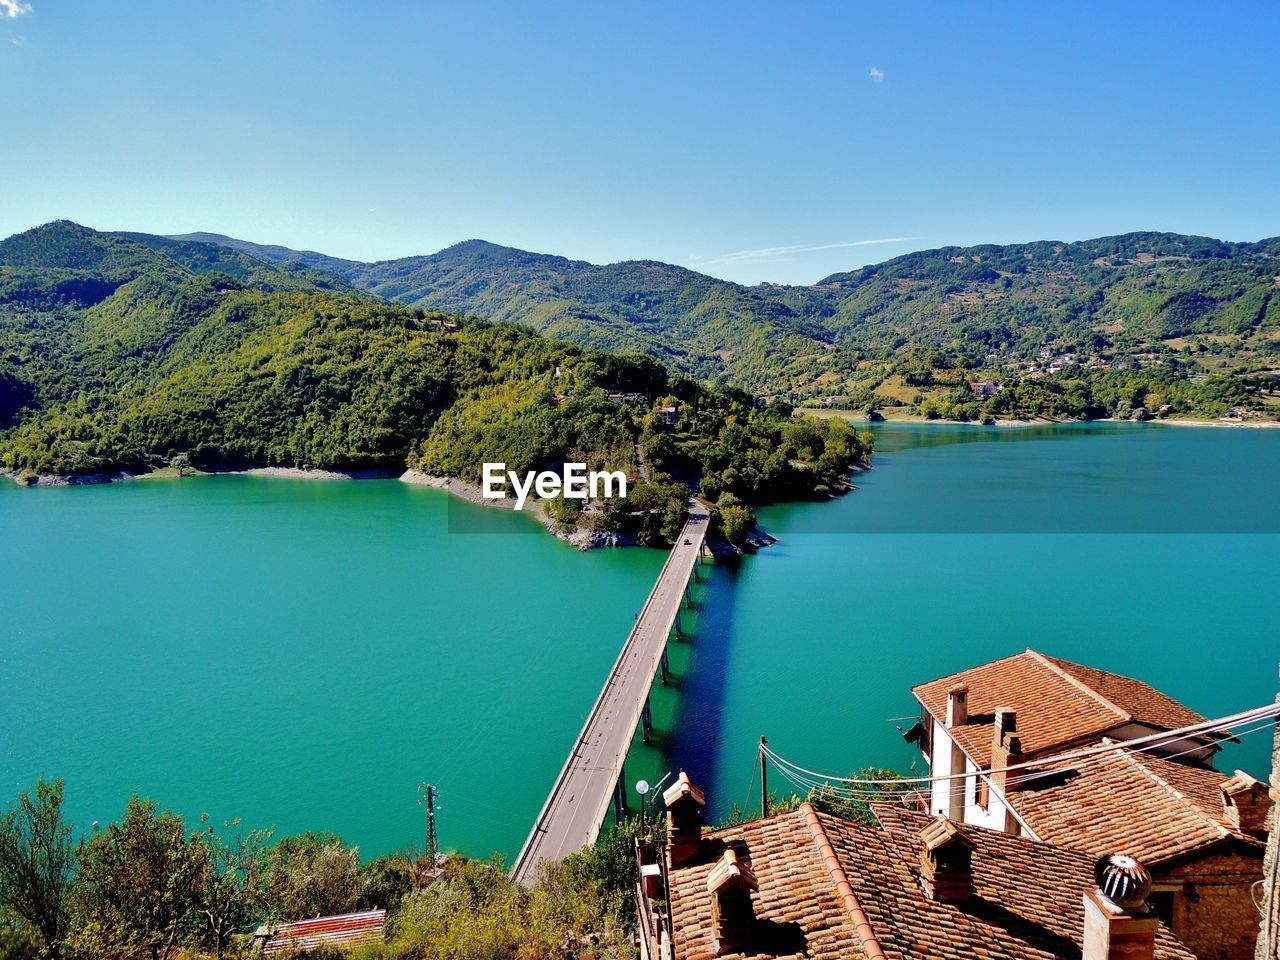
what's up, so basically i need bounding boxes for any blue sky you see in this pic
[2,1,1278,285]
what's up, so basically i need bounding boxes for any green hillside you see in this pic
[0,223,868,543]
[177,234,853,395]
[190,229,1280,421]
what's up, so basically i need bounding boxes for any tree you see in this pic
[70,797,204,960]
[719,504,755,544]
[195,817,271,958]
[358,856,415,912]
[262,833,361,921]
[806,767,907,825]
[0,779,76,959]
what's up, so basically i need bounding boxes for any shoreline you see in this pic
[799,409,1280,429]
[0,462,776,553]
[398,470,643,550]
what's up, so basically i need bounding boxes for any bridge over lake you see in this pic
[511,502,710,885]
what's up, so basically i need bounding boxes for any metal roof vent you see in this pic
[1093,854,1151,910]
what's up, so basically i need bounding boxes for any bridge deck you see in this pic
[511,502,710,885]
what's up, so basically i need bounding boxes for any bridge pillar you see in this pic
[660,646,670,684]
[642,695,654,743]
[613,765,628,820]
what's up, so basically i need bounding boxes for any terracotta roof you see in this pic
[664,804,1195,960]
[912,650,1210,765]
[667,806,867,960]
[1011,748,1265,867]
[257,909,386,954]
[1040,655,1207,734]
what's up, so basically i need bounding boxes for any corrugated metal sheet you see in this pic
[260,909,386,955]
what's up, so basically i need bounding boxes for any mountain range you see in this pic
[0,222,860,524]
[176,229,1280,405]
[3,219,1278,468]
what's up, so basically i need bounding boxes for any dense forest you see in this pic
[0,223,870,545]
[184,230,1280,420]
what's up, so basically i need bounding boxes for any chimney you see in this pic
[1083,855,1158,960]
[706,848,758,955]
[918,815,977,903]
[990,707,1023,794]
[946,684,969,728]
[1220,770,1271,834]
[663,770,706,869]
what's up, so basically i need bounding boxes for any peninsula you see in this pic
[0,223,871,547]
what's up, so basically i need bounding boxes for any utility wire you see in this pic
[761,721,1280,814]
[762,701,1280,788]
[762,719,1279,802]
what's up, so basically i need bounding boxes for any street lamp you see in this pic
[636,779,650,832]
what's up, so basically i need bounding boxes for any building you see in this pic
[657,404,681,427]
[254,909,386,954]
[909,650,1269,960]
[638,771,1195,960]
[968,380,998,398]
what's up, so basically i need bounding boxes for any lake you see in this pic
[1,422,1277,859]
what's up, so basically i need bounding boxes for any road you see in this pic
[511,501,710,885]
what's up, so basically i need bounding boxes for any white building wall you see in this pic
[924,718,1018,833]
[927,717,952,813]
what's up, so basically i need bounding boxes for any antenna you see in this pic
[418,782,440,864]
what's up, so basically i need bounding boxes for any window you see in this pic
[1149,890,1176,927]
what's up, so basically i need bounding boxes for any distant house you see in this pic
[908,650,1267,960]
[255,909,386,955]
[656,404,680,427]
[638,771,1195,960]
[968,380,998,398]
[607,391,645,404]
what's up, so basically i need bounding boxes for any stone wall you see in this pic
[1159,849,1263,960]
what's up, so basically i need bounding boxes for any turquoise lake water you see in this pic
[2,422,1277,859]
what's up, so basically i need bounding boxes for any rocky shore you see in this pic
[398,470,642,550]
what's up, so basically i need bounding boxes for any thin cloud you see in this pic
[869,66,884,83]
[0,0,31,18]
[697,237,918,267]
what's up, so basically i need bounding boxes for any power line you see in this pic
[769,720,1280,805]
[762,719,1279,802]
[762,701,1280,789]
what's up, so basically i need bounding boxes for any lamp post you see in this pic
[636,779,650,833]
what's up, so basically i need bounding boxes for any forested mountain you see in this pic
[0,223,867,541]
[185,229,1280,419]
[174,234,849,394]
